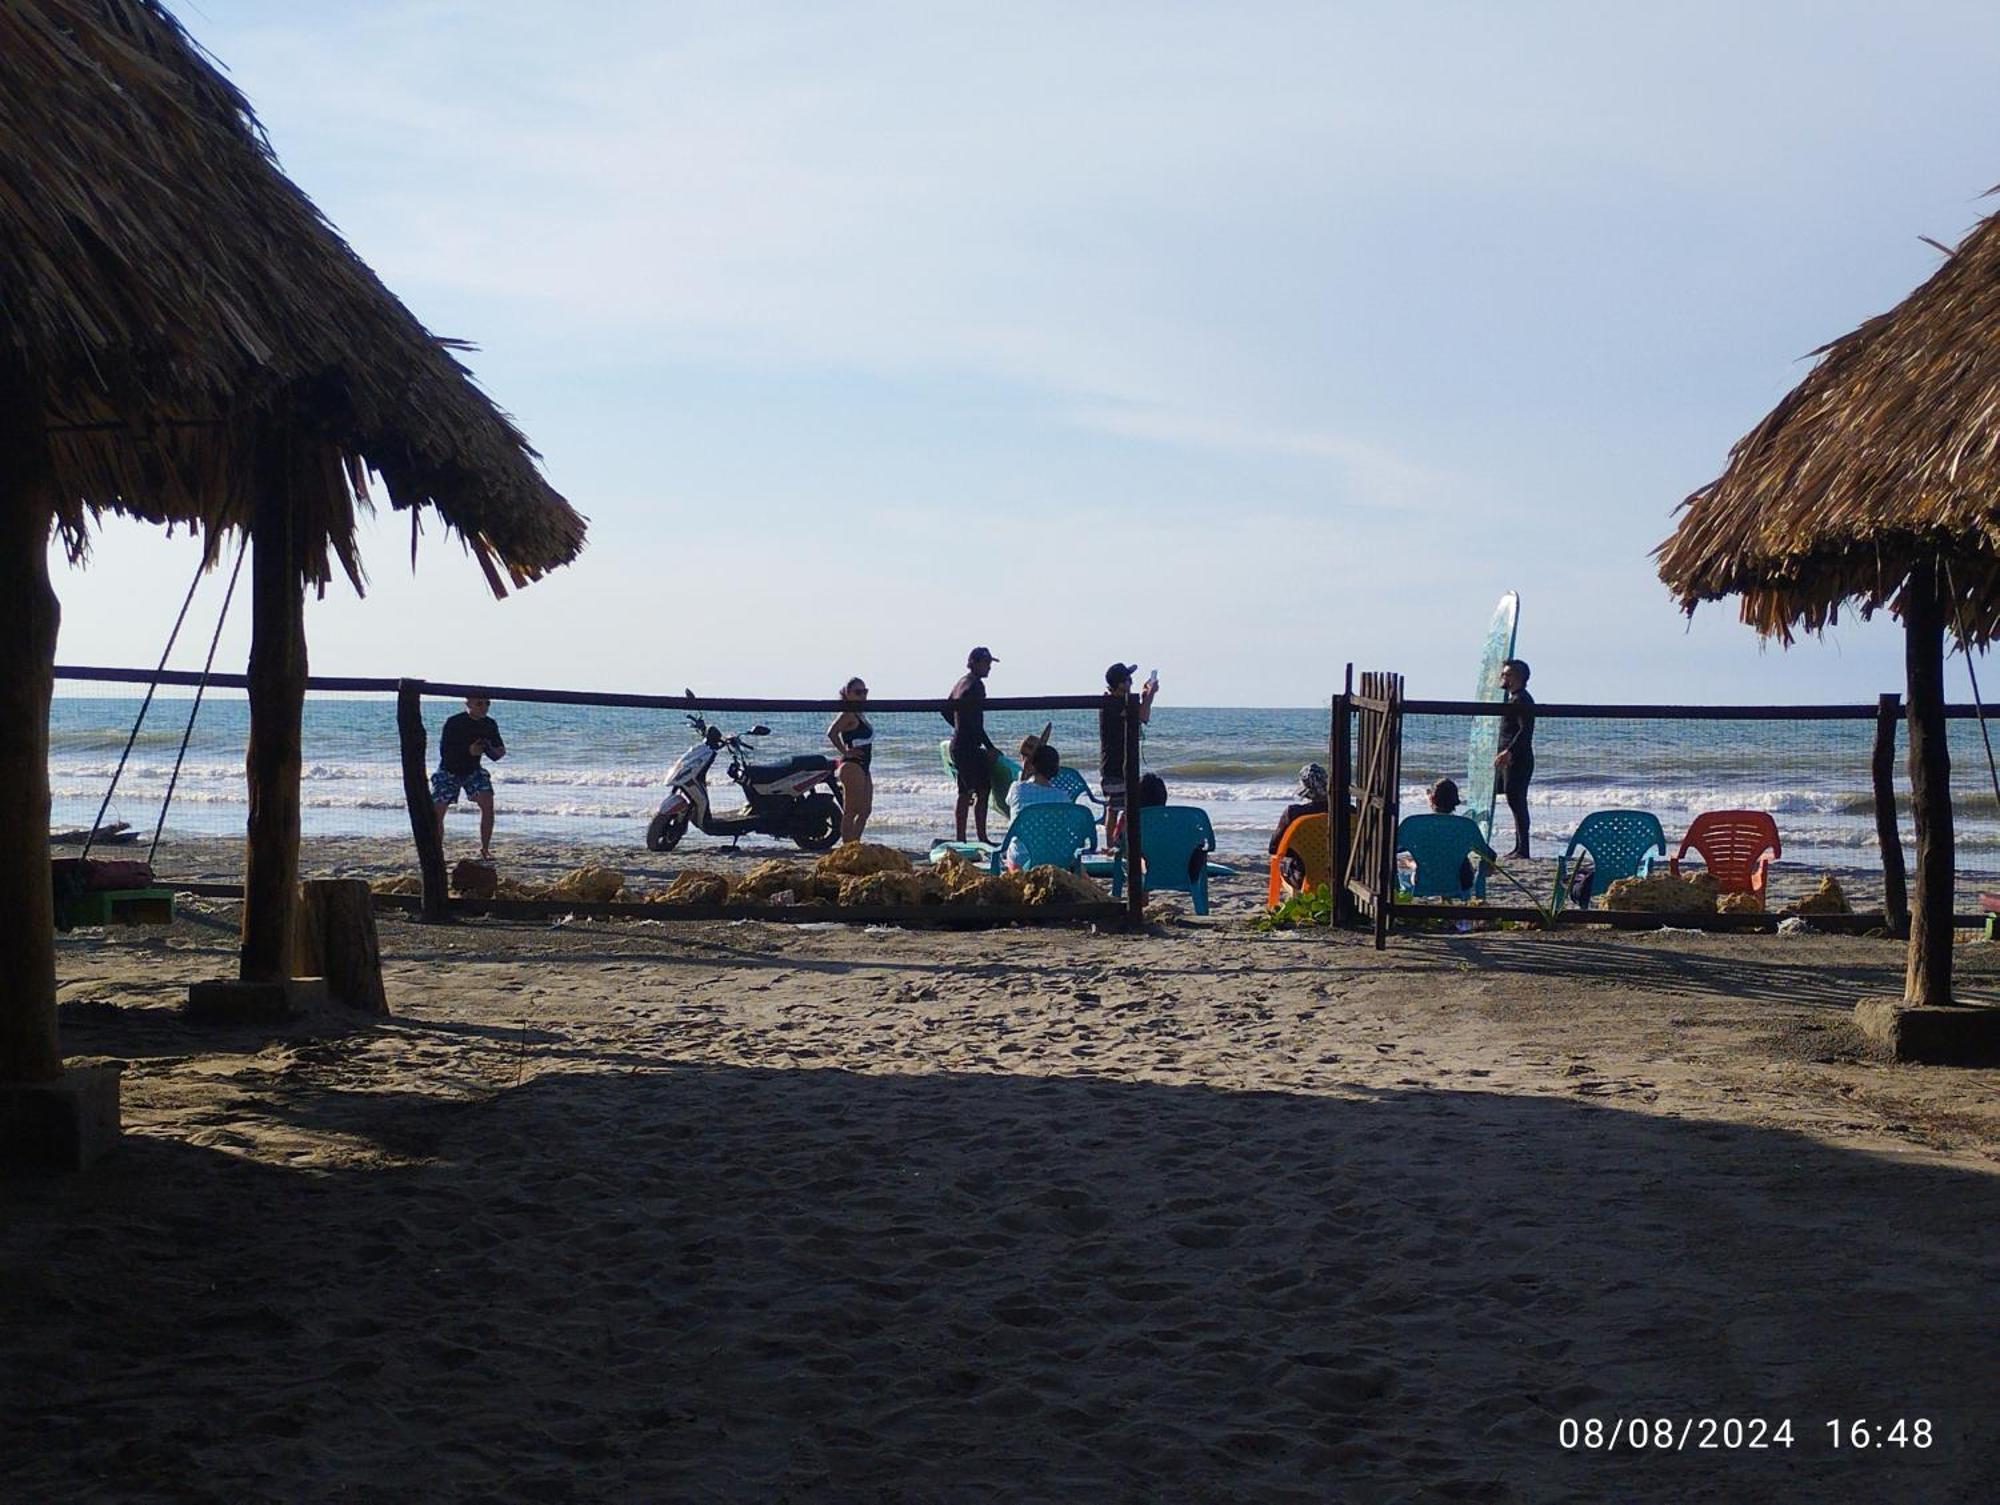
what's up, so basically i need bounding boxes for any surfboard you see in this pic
[938,740,1020,819]
[1464,592,1520,842]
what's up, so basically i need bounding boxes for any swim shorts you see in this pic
[954,745,993,797]
[1101,774,1127,813]
[431,766,494,805]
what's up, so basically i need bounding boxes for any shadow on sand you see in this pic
[5,1053,1998,1503]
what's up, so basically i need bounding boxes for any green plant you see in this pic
[1254,882,1332,930]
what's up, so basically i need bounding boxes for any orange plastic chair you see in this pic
[1669,810,1781,898]
[1267,811,1331,907]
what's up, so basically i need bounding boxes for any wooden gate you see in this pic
[1335,669,1403,948]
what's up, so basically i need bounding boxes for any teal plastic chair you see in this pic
[1109,805,1218,914]
[1395,813,1494,899]
[1553,810,1667,912]
[989,802,1098,874]
[1049,766,1099,805]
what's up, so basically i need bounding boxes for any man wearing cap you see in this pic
[945,647,1000,843]
[1098,663,1158,850]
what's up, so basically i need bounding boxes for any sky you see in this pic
[47,0,2000,704]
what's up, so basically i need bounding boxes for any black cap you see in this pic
[968,646,996,666]
[1105,662,1138,687]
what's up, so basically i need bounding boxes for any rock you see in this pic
[738,859,825,900]
[1783,874,1851,916]
[1716,891,1764,915]
[548,866,624,902]
[1017,867,1107,906]
[817,844,913,880]
[450,859,498,899]
[1602,871,1719,913]
[369,874,424,897]
[658,872,728,905]
[840,871,925,906]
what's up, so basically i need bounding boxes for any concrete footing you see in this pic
[183,977,329,1025]
[0,1062,123,1171]
[1854,998,2000,1065]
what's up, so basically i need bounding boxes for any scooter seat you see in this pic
[744,754,834,786]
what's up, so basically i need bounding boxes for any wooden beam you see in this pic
[0,382,62,1084]
[239,429,307,984]
[1902,571,1954,1005]
[1872,692,1909,939]
[397,679,450,921]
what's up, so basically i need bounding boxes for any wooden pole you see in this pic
[239,428,307,984]
[397,679,451,921]
[1330,664,1353,924]
[1123,691,1145,924]
[0,385,63,1084]
[1902,572,1954,1005]
[1872,691,1909,940]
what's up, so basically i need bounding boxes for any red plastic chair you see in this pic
[1669,810,1781,898]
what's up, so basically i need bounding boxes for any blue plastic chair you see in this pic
[1395,813,1495,899]
[1049,766,1099,805]
[1109,805,1218,914]
[1551,809,1668,911]
[989,802,1098,874]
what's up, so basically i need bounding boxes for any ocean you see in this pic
[45,695,2000,877]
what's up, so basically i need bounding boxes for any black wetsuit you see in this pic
[1498,688,1535,857]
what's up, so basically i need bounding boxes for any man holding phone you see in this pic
[1098,663,1159,849]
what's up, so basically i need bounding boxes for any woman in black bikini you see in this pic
[827,676,874,843]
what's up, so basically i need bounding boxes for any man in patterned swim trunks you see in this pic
[431,693,507,859]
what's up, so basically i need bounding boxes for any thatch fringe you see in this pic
[1658,199,2000,644]
[0,0,585,592]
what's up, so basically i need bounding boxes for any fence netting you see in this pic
[51,685,1335,889]
[53,675,2000,911]
[1396,708,2000,910]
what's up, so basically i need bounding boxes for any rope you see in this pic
[81,552,209,860]
[148,538,248,869]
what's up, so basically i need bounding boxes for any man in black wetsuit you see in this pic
[945,647,999,843]
[432,693,507,859]
[1494,659,1534,860]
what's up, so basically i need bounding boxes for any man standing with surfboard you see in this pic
[1494,658,1535,859]
[946,647,1001,844]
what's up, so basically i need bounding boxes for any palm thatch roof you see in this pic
[1658,198,2000,645]
[0,0,584,593]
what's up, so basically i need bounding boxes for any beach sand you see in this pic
[7,903,2000,1502]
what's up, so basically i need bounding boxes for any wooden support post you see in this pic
[1872,691,1909,940]
[1123,691,1145,924]
[397,679,450,921]
[0,386,62,1085]
[1330,664,1353,924]
[294,878,389,1014]
[240,429,307,984]
[1902,573,1954,1006]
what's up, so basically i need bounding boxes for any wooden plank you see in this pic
[1874,691,1909,939]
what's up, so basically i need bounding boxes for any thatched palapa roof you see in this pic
[0,0,585,592]
[1658,199,2000,644]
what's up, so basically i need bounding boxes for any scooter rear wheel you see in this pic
[647,807,690,853]
[791,792,841,852]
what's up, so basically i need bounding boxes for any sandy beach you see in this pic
[6,900,1999,1503]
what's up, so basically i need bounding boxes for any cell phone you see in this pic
[1145,669,1159,690]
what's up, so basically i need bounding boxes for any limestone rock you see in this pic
[1783,874,1851,916]
[450,859,498,899]
[549,866,624,902]
[817,844,913,880]
[839,871,925,906]
[1716,891,1764,915]
[658,871,729,905]
[1602,871,1719,913]
[1018,867,1108,906]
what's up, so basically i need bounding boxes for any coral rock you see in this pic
[1018,867,1108,906]
[659,872,728,905]
[1716,891,1764,915]
[839,871,926,906]
[549,866,624,902]
[450,859,498,899]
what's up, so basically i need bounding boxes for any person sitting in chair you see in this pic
[1426,777,1488,894]
[1002,744,1069,870]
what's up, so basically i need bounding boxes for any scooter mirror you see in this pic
[747,724,771,737]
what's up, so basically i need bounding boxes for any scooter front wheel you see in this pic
[647,806,690,853]
[790,792,842,852]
